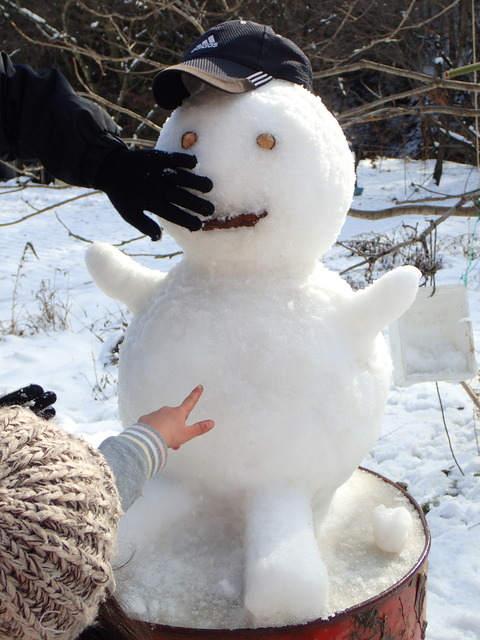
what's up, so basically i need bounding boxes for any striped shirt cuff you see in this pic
[117,423,168,479]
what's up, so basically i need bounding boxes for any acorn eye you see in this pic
[256,133,276,150]
[182,132,197,149]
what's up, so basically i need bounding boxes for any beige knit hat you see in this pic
[0,406,122,640]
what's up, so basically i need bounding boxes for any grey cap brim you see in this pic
[153,58,263,110]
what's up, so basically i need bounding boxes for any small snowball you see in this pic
[372,504,413,553]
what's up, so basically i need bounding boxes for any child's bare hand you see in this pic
[137,385,214,449]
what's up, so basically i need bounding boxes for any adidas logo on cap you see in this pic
[246,71,273,87]
[191,35,218,54]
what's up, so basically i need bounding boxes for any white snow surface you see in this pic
[1,157,480,638]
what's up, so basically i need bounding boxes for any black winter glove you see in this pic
[0,384,57,420]
[95,148,214,240]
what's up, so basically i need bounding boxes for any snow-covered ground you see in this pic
[1,158,479,639]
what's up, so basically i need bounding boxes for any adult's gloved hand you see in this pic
[95,148,214,240]
[0,384,57,420]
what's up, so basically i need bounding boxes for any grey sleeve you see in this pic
[99,424,168,511]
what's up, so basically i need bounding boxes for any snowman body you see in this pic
[117,259,390,499]
[86,81,420,626]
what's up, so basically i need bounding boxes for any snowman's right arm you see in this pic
[86,241,165,313]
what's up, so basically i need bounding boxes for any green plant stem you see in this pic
[436,382,465,476]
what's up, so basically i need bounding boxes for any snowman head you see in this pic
[156,80,355,274]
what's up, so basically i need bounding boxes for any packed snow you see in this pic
[1,157,480,638]
[389,284,477,385]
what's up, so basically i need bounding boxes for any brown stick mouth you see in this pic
[202,211,268,230]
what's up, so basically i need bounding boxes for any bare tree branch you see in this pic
[349,203,479,220]
[342,105,480,126]
[315,60,480,93]
[0,191,97,226]
[338,0,461,61]
[341,190,480,275]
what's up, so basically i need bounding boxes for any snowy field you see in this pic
[1,157,480,639]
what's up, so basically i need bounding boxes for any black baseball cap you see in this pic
[152,20,313,110]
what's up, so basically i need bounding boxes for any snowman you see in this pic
[86,22,420,627]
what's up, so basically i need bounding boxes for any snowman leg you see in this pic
[244,486,328,626]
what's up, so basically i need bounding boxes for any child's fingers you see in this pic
[179,385,204,417]
[172,419,215,450]
[191,419,215,437]
[183,419,215,443]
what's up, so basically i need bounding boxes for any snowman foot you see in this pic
[244,486,328,627]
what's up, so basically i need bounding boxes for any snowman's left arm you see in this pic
[348,265,420,338]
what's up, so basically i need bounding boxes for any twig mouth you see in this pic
[202,211,268,230]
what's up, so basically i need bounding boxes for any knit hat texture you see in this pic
[0,406,122,640]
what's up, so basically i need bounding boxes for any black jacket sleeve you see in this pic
[0,52,126,187]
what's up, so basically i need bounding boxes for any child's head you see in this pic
[0,406,121,640]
